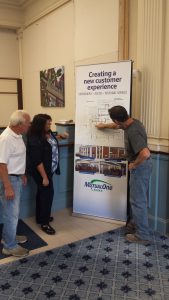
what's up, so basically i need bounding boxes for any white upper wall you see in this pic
[22,1,75,125]
[21,0,119,126]
[0,0,169,149]
[0,0,120,127]
[74,0,119,64]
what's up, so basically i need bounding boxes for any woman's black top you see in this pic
[26,131,60,181]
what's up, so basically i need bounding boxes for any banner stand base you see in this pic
[72,212,125,226]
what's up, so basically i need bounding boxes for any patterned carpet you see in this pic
[0,227,169,300]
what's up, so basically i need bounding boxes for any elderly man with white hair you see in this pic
[0,110,31,257]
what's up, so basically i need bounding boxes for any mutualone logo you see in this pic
[84,179,112,192]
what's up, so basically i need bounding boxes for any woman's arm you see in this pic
[56,132,69,140]
[27,136,49,186]
[37,163,49,186]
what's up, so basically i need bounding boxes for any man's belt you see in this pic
[9,174,22,177]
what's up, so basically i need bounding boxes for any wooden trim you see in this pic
[150,150,169,156]
[55,123,75,126]
[0,77,23,110]
[59,142,74,148]
[0,92,17,94]
[118,0,129,60]
[17,79,23,109]
[0,77,20,80]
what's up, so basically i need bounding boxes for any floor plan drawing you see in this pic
[75,99,124,146]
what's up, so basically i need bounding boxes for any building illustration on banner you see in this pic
[75,144,126,178]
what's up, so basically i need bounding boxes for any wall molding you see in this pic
[0,20,23,29]
[118,0,129,60]
[149,214,169,234]
[148,137,169,153]
[74,51,119,67]
[149,214,169,225]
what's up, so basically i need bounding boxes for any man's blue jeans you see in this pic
[0,176,22,249]
[129,158,152,240]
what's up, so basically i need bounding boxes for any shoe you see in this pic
[125,233,150,245]
[1,235,27,245]
[2,245,29,257]
[49,216,54,222]
[41,224,56,235]
[16,235,28,244]
[125,222,136,235]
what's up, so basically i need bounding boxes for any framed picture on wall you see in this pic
[40,66,65,107]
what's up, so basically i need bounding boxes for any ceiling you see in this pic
[0,0,66,29]
[0,0,31,8]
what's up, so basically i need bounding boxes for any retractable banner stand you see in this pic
[73,61,132,221]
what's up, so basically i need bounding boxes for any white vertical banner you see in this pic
[73,61,132,221]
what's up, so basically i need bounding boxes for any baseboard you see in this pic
[148,214,169,234]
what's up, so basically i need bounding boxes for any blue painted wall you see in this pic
[19,143,74,219]
[0,146,169,235]
[148,153,169,234]
[0,142,74,222]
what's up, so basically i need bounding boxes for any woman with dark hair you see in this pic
[26,114,63,235]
